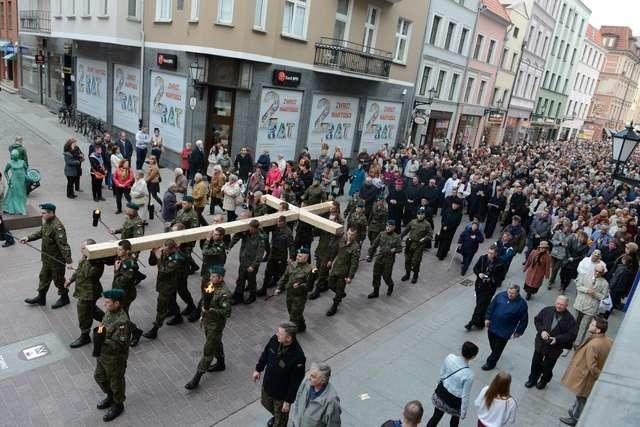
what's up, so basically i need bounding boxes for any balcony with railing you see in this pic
[19,10,51,34]
[314,37,392,79]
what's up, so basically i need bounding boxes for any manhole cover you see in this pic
[460,279,474,287]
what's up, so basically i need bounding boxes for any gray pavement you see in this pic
[0,91,623,426]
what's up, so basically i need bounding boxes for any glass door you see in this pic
[206,88,235,153]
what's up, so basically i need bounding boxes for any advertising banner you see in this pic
[307,94,359,158]
[360,100,402,153]
[256,88,303,160]
[112,64,140,133]
[149,71,188,152]
[76,57,107,121]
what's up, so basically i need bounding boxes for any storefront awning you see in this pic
[2,52,16,60]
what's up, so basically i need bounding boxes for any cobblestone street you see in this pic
[0,91,623,426]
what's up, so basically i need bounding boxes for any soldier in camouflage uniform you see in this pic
[367,220,403,298]
[111,202,147,285]
[201,227,227,278]
[229,219,265,305]
[275,247,317,332]
[281,179,298,206]
[171,195,200,274]
[143,239,186,339]
[252,192,272,260]
[368,195,388,244]
[401,207,433,283]
[347,201,368,245]
[326,227,361,316]
[111,239,144,346]
[301,178,326,205]
[309,202,342,299]
[294,201,314,258]
[184,265,232,390]
[168,222,198,318]
[23,203,73,309]
[94,288,131,422]
[343,190,360,220]
[260,216,295,296]
[66,239,105,348]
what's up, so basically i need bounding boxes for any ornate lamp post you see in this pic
[611,122,640,186]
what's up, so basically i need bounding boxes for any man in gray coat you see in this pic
[288,362,341,427]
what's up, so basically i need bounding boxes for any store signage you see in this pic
[149,71,188,152]
[35,54,46,64]
[256,88,303,160]
[113,64,141,133]
[414,116,427,125]
[360,100,403,153]
[273,69,301,87]
[76,57,108,121]
[156,53,178,70]
[307,94,360,158]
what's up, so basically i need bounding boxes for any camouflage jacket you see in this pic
[368,231,402,260]
[99,309,131,358]
[27,217,72,265]
[277,262,315,298]
[201,281,232,326]
[115,214,145,239]
[401,218,433,243]
[329,239,360,278]
[70,257,104,301]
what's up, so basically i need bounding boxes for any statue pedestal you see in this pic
[3,204,42,230]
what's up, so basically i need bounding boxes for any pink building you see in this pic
[453,0,510,148]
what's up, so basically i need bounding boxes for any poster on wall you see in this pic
[112,64,141,133]
[307,94,359,158]
[360,100,403,153]
[76,57,107,121]
[256,88,303,160]
[149,71,188,153]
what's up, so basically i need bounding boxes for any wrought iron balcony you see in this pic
[19,10,51,34]
[314,37,392,79]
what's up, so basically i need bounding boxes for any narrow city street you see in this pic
[0,91,622,426]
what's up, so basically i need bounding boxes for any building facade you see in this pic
[411,0,479,150]
[585,26,640,139]
[502,0,555,144]
[20,0,142,131]
[558,23,604,140]
[531,0,590,141]
[453,0,510,148]
[0,0,19,90]
[142,0,428,163]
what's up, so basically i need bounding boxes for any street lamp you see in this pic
[426,87,437,104]
[611,122,640,186]
[189,56,206,100]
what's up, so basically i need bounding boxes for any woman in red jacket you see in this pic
[113,159,134,213]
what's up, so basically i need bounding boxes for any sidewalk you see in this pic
[0,90,623,427]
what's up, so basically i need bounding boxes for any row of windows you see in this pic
[566,100,588,120]
[0,1,14,31]
[536,97,563,119]
[428,14,471,57]
[542,70,570,94]
[581,43,603,70]
[419,64,492,106]
[550,37,578,64]
[53,0,114,18]
[558,3,585,36]
[572,72,596,96]
[526,24,550,59]
[515,70,540,101]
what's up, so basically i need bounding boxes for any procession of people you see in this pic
[2,131,637,426]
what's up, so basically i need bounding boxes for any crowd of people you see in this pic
[4,130,639,426]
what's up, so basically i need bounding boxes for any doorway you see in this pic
[205,88,235,154]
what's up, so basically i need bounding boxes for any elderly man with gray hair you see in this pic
[381,400,424,427]
[287,362,341,427]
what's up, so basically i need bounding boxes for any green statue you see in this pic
[3,149,28,215]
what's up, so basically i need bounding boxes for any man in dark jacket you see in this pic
[234,146,253,182]
[465,245,506,330]
[253,323,306,427]
[482,284,529,370]
[359,176,380,218]
[386,179,407,233]
[526,295,578,389]
[116,131,133,164]
[436,199,463,260]
[423,178,442,216]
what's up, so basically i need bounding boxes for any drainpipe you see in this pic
[139,0,145,127]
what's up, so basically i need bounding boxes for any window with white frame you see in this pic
[217,0,234,25]
[464,77,474,103]
[69,0,76,15]
[435,70,446,98]
[254,0,268,30]
[332,0,351,39]
[477,80,486,104]
[283,0,310,39]
[486,39,496,64]
[128,0,139,18]
[82,0,90,16]
[99,0,107,16]
[429,15,441,45]
[473,34,484,60]
[458,27,469,55]
[449,73,459,101]
[362,5,378,52]
[419,66,432,96]
[394,18,411,63]
[444,21,456,51]
[189,0,200,21]
[155,0,171,21]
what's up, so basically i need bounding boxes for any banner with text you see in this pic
[256,88,303,160]
[307,94,359,158]
[360,100,403,153]
[76,57,107,121]
[112,64,140,133]
[149,71,187,152]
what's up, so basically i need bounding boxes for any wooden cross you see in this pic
[82,195,343,260]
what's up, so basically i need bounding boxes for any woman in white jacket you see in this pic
[130,170,148,216]
[474,372,517,427]
[221,174,241,222]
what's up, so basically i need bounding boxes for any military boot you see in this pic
[411,272,419,284]
[187,310,201,323]
[244,292,257,304]
[25,290,46,306]
[130,328,143,347]
[180,303,197,316]
[387,285,394,296]
[367,290,379,299]
[143,326,159,339]
[401,271,410,281]
[185,372,203,390]
[69,332,91,348]
[207,358,226,372]
[326,302,339,316]
[230,293,243,305]
[166,315,183,325]
[97,393,113,410]
[103,403,124,422]
[308,288,321,300]
[51,294,70,309]
[256,285,267,297]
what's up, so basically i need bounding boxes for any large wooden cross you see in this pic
[82,195,343,259]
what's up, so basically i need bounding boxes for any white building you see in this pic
[558,23,605,140]
[410,0,480,149]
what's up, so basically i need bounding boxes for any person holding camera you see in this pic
[525,295,577,390]
[465,245,507,331]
